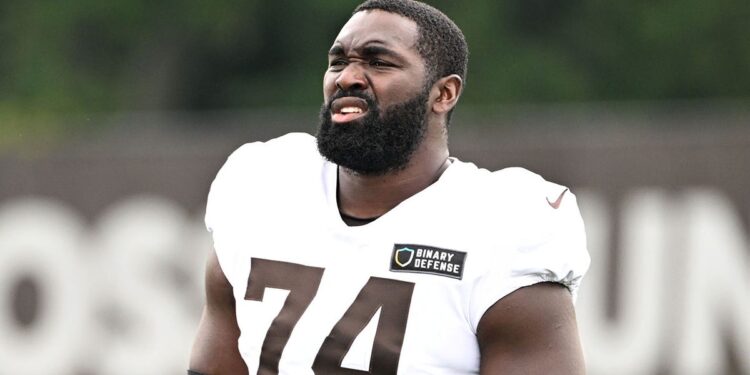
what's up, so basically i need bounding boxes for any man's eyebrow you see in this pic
[360,44,402,59]
[328,45,345,56]
[327,42,404,60]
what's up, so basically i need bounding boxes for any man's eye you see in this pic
[329,60,347,68]
[370,60,390,67]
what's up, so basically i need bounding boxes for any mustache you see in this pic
[326,89,376,110]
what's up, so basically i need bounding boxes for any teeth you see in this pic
[340,107,363,114]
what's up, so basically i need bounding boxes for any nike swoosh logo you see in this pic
[546,188,569,209]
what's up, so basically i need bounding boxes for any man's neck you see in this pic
[337,146,451,220]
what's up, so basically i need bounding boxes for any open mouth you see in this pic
[331,97,369,123]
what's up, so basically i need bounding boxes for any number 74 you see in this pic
[245,258,415,374]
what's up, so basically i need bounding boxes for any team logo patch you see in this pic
[390,244,466,279]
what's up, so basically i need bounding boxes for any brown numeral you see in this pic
[244,258,324,375]
[245,259,415,374]
[313,277,415,374]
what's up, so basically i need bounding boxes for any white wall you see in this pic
[0,188,748,374]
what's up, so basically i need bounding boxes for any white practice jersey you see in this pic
[205,133,590,374]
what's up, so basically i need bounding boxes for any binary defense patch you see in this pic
[390,244,466,279]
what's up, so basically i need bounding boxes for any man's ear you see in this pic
[431,74,463,115]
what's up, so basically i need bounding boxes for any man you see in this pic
[190,0,590,374]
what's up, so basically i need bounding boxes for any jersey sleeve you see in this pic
[204,141,266,285]
[204,132,320,286]
[468,169,591,330]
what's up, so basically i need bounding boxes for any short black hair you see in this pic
[354,0,468,86]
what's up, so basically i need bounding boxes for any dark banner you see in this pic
[1,108,748,374]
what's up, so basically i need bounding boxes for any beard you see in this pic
[316,88,430,176]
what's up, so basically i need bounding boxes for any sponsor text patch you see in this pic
[390,244,466,279]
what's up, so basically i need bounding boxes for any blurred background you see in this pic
[1,0,748,374]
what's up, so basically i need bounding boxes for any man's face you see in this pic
[316,10,430,175]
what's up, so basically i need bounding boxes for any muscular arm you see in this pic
[189,251,249,375]
[477,282,585,375]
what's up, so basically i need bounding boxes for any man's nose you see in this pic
[335,63,369,92]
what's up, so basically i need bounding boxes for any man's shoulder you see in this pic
[445,164,578,231]
[229,132,318,161]
[456,164,567,200]
[209,132,324,197]
[216,132,323,177]
[489,166,558,189]
[205,132,327,230]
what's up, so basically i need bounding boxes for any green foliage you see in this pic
[0,0,748,120]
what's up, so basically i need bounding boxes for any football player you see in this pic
[189,1,590,374]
